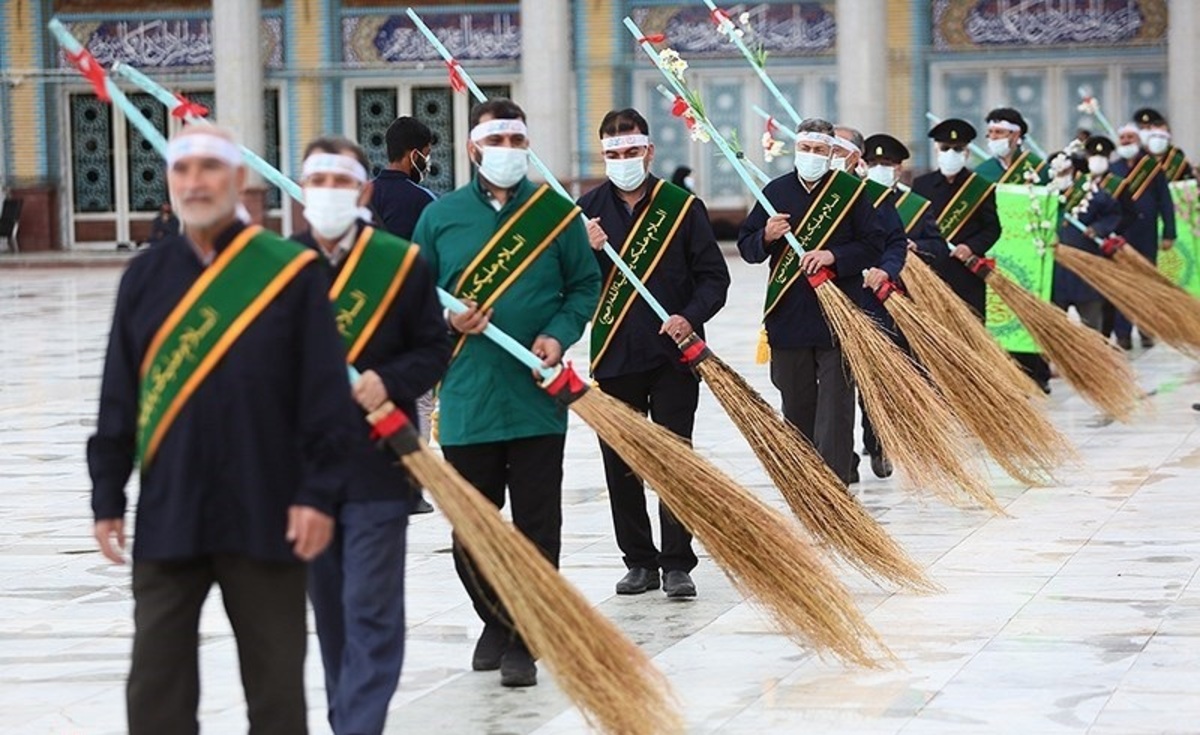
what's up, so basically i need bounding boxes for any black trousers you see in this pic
[770,346,856,485]
[128,555,308,735]
[1011,351,1051,387]
[443,434,565,634]
[597,365,699,573]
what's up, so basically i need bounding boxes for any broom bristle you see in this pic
[985,269,1141,420]
[812,283,1001,513]
[1056,245,1200,355]
[695,355,935,592]
[570,389,890,668]
[883,293,1076,486]
[1112,245,1180,290]
[903,253,1042,399]
[402,448,682,735]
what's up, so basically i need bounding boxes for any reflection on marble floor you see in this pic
[1,259,1198,734]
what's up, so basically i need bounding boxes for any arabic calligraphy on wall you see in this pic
[342,11,521,66]
[933,0,1167,50]
[59,18,284,70]
[629,3,836,58]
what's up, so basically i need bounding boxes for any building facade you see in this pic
[0,0,1193,250]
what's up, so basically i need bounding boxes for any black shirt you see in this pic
[369,169,437,240]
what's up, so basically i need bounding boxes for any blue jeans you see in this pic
[309,500,409,735]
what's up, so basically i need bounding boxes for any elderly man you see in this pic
[88,125,356,733]
[737,117,884,486]
[412,99,600,688]
[293,135,450,734]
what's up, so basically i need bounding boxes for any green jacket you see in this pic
[413,176,600,446]
[976,149,1051,185]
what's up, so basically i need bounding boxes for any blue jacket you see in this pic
[1111,154,1176,261]
[1053,179,1123,305]
[370,169,437,241]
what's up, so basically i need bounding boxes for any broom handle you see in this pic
[653,84,771,186]
[406,8,674,326]
[626,18,811,258]
[699,0,802,126]
[111,62,303,203]
[1061,212,1105,246]
[925,112,990,161]
[753,105,799,142]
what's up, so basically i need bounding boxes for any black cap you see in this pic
[928,118,977,144]
[1132,107,1166,126]
[985,107,1029,135]
[1084,135,1115,157]
[385,116,434,162]
[862,134,910,163]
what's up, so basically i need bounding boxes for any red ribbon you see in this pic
[1101,234,1126,257]
[806,267,835,289]
[446,59,467,94]
[369,408,409,442]
[66,48,109,102]
[671,96,689,118]
[765,115,777,134]
[171,92,209,120]
[875,279,902,303]
[544,363,588,404]
[637,33,666,44]
[679,337,709,366]
[965,255,996,276]
[710,8,731,26]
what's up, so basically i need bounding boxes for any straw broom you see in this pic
[963,255,1142,419]
[687,342,933,591]
[1111,240,1180,290]
[809,270,1001,513]
[874,281,1075,486]
[1056,244,1200,355]
[902,252,1043,399]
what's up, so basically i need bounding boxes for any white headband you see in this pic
[470,118,528,142]
[833,137,860,154]
[302,153,368,184]
[986,120,1022,133]
[602,134,651,152]
[166,133,243,168]
[795,131,836,146]
[1147,129,1172,140]
[1118,123,1140,136]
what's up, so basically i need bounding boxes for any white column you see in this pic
[1168,0,1200,152]
[213,0,264,187]
[836,0,888,133]
[519,0,573,181]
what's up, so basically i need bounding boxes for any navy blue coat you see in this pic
[1053,181,1123,306]
[737,170,884,349]
[294,222,452,503]
[911,169,1002,317]
[87,222,359,562]
[369,169,437,240]
[862,192,909,330]
[1111,154,1176,262]
[577,176,730,379]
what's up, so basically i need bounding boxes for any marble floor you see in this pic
[1,256,1198,734]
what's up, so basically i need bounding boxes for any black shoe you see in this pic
[662,570,697,599]
[615,567,660,595]
[1039,381,1052,396]
[412,494,435,514]
[849,462,861,485]
[1116,335,1133,351]
[471,624,509,672]
[499,641,537,687]
[870,453,893,479]
[1141,334,1156,349]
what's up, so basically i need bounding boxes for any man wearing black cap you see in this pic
[976,107,1049,185]
[1133,107,1193,182]
[911,119,1001,322]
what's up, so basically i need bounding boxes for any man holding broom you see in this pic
[578,107,730,598]
[412,98,600,688]
[737,118,885,486]
[293,135,451,734]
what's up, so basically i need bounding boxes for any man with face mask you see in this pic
[737,118,885,486]
[975,107,1050,186]
[1133,108,1194,182]
[88,125,356,733]
[1111,121,1176,350]
[369,116,437,240]
[911,118,1002,322]
[411,98,600,688]
[576,108,730,598]
[292,136,451,734]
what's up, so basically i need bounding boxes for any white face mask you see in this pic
[1137,128,1152,146]
[867,164,897,187]
[1147,135,1170,155]
[987,137,1012,158]
[476,145,528,188]
[938,148,967,177]
[605,156,648,192]
[1116,143,1140,160]
[795,150,830,182]
[830,156,848,172]
[303,187,361,240]
[683,175,695,190]
[1088,155,1109,175]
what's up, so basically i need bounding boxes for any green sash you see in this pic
[936,172,995,242]
[1061,173,1123,217]
[1159,146,1190,182]
[862,178,893,208]
[1116,155,1162,202]
[452,184,580,356]
[997,150,1047,184]
[763,171,866,316]
[590,180,693,371]
[137,226,317,466]
[329,226,421,363]
[894,189,932,235]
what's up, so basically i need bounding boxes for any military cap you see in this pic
[1132,107,1166,126]
[1084,135,1115,157]
[862,134,910,163]
[928,118,977,144]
